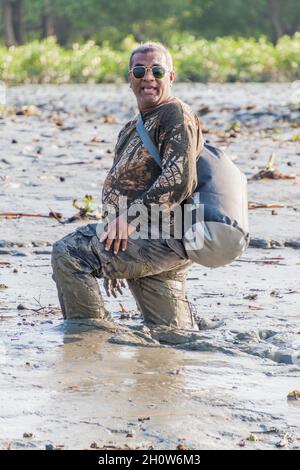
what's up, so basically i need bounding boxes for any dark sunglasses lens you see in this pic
[152,66,166,78]
[132,66,146,78]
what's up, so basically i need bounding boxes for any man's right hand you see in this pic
[99,214,136,255]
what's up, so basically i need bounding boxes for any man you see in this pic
[51,42,204,341]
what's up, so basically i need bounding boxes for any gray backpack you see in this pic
[136,116,250,268]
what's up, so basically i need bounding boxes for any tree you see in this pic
[267,0,300,43]
[2,0,300,47]
[2,0,25,46]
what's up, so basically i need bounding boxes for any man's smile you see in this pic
[141,86,158,95]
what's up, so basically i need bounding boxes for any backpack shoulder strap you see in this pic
[136,115,162,168]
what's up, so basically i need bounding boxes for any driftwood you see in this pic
[249,154,297,180]
[248,202,285,209]
[0,212,53,218]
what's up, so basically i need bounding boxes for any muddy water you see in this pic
[0,84,300,449]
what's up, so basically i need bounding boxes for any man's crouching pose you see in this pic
[51,42,204,341]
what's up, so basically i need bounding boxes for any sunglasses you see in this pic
[129,65,170,79]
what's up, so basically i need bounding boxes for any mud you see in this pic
[0,83,300,449]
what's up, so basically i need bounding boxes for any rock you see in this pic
[90,441,99,449]
[236,331,260,342]
[284,240,300,249]
[197,318,224,330]
[45,444,55,450]
[259,329,277,340]
[177,441,186,450]
[249,238,270,249]
[17,304,27,310]
[275,438,288,448]
[249,238,283,249]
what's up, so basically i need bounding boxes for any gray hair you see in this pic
[129,42,173,70]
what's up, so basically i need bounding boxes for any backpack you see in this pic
[136,115,250,268]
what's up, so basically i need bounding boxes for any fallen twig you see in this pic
[239,257,285,265]
[0,212,52,218]
[250,428,279,434]
[49,209,64,224]
[249,202,285,209]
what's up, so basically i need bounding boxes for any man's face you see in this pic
[129,50,175,113]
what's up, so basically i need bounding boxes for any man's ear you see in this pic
[170,70,175,85]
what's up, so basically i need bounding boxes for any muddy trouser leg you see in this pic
[127,266,196,330]
[51,223,196,327]
[51,225,110,320]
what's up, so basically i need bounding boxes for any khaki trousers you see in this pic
[51,223,196,329]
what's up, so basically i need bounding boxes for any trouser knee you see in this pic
[128,277,195,329]
[51,238,71,278]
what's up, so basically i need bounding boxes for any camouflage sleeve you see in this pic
[130,104,203,210]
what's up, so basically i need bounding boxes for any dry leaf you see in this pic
[287,390,300,400]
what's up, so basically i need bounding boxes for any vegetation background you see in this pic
[0,0,300,83]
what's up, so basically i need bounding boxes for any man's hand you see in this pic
[99,214,136,255]
[103,278,126,298]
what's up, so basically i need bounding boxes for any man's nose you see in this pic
[143,68,155,80]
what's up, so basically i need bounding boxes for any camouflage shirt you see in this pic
[102,96,204,228]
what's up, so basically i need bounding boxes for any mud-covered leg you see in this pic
[55,281,67,319]
[51,228,112,322]
[127,270,197,330]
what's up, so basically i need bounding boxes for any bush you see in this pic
[0,34,299,84]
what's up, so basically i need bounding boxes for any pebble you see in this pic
[17,304,27,310]
[45,443,55,450]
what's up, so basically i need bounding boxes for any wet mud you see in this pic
[0,83,300,449]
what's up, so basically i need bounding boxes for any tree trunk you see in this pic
[286,17,300,36]
[3,0,17,46]
[54,16,69,46]
[12,0,25,44]
[41,14,69,46]
[285,0,300,36]
[267,0,283,43]
[42,14,56,38]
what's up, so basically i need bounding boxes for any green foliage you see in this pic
[1,0,299,47]
[0,34,300,84]
[8,0,298,44]
[73,194,95,214]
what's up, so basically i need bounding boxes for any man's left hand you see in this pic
[103,278,126,298]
